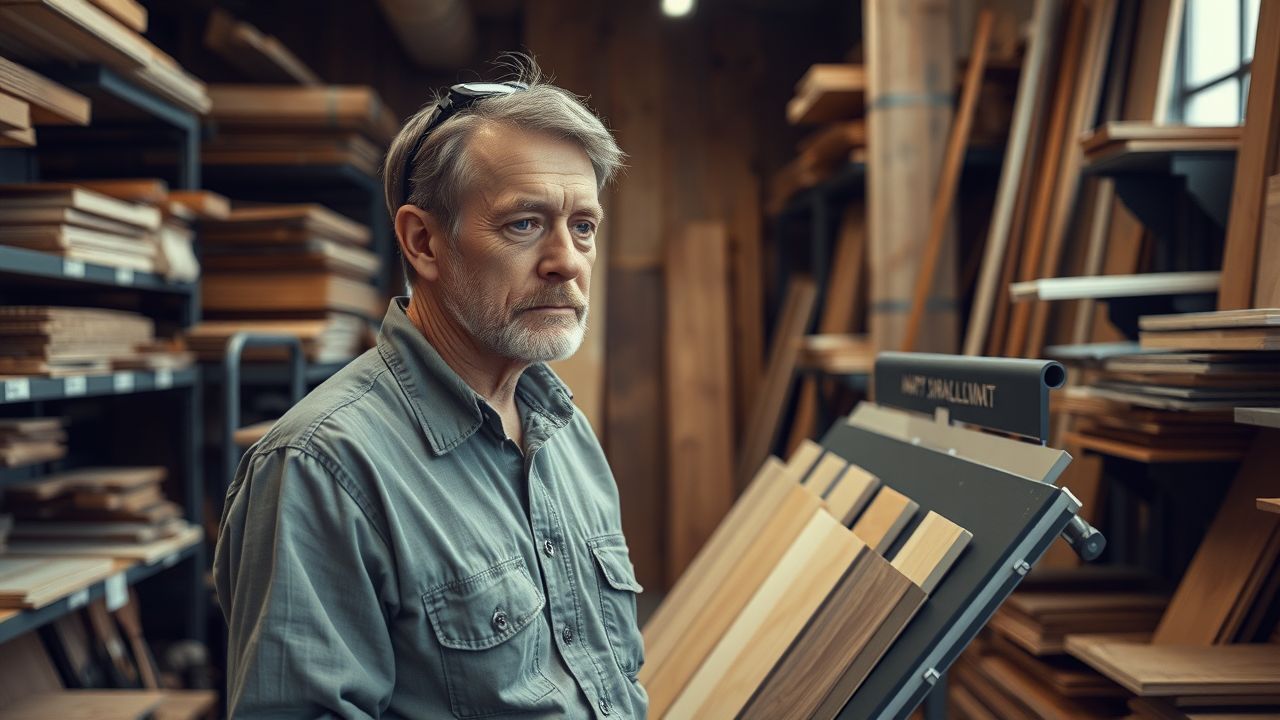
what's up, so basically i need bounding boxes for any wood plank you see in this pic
[1139,328,1280,351]
[1260,498,1280,515]
[865,0,957,353]
[0,91,29,132]
[667,511,866,719]
[785,438,826,479]
[665,221,736,584]
[1220,0,1280,309]
[1140,308,1280,331]
[0,53,91,125]
[966,0,1060,355]
[87,0,143,32]
[1011,272,1221,301]
[640,486,824,717]
[787,64,866,125]
[822,463,880,526]
[1065,639,1280,696]
[802,452,848,495]
[741,551,923,720]
[736,276,817,486]
[851,486,920,553]
[1065,430,1248,463]
[890,510,973,594]
[204,8,320,86]
[1153,431,1280,644]
[903,9,993,352]
[1257,175,1280,307]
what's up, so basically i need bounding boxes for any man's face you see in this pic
[436,123,601,364]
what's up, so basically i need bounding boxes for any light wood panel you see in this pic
[802,452,848,496]
[1221,0,1280,309]
[823,463,880,526]
[664,221,735,584]
[890,510,973,594]
[851,486,920,552]
[1259,498,1280,515]
[1065,639,1280,696]
[667,511,866,719]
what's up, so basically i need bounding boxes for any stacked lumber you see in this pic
[0,0,210,114]
[0,306,155,376]
[2,466,202,562]
[197,204,382,327]
[203,8,321,86]
[1140,309,1280,352]
[0,555,116,609]
[204,85,397,177]
[0,417,67,468]
[787,64,865,126]
[0,183,162,273]
[768,64,867,213]
[988,590,1168,656]
[642,441,973,719]
[0,52,91,147]
[1081,122,1241,166]
[75,178,214,282]
[185,315,367,364]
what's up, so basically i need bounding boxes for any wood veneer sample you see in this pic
[1065,638,1280,696]
[823,463,881,526]
[851,486,919,552]
[890,510,973,594]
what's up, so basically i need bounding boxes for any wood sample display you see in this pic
[203,8,321,86]
[0,417,66,468]
[890,510,973,594]
[665,510,867,719]
[664,221,735,584]
[1219,0,1280,310]
[1065,638,1280,697]
[822,463,881,526]
[851,486,919,552]
[0,306,155,376]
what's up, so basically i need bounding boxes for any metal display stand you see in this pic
[817,352,1102,719]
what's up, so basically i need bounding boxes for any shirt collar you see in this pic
[376,297,576,455]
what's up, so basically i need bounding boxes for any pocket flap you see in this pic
[589,537,644,593]
[424,557,546,651]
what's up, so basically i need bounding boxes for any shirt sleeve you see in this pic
[214,446,398,719]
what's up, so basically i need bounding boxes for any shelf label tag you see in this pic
[155,368,173,389]
[63,259,86,278]
[4,379,30,402]
[67,589,90,610]
[105,573,128,611]
[115,267,135,285]
[64,376,87,397]
[113,373,134,393]
[162,552,180,568]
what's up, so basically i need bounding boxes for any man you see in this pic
[214,59,647,719]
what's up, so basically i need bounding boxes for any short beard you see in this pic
[438,249,588,363]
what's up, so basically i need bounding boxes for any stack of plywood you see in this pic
[0,417,67,468]
[0,52,91,147]
[642,441,973,719]
[185,314,367,364]
[0,183,162,272]
[196,203,381,331]
[203,85,398,177]
[0,556,116,610]
[0,306,155,376]
[2,466,201,562]
[0,0,209,115]
[1139,309,1280,352]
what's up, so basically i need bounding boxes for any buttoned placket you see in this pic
[523,432,617,719]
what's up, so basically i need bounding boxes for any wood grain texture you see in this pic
[802,452,849,496]
[1065,639,1280,696]
[741,550,922,720]
[890,510,973,594]
[1254,174,1280,307]
[1139,328,1280,351]
[785,439,826,481]
[664,221,736,584]
[823,463,881,526]
[668,511,866,720]
[852,486,920,552]
[903,9,992,352]
[0,91,29,133]
[1221,0,1280,309]
[640,486,824,717]
[736,276,817,486]
[642,457,789,671]
[1154,431,1280,644]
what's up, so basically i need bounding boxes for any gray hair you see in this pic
[383,55,625,283]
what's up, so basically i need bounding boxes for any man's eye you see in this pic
[509,218,538,234]
[573,222,595,237]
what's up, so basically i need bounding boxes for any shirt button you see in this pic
[562,626,574,644]
[599,697,612,715]
[543,539,556,557]
[492,609,508,631]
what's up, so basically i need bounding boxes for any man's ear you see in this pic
[395,204,447,283]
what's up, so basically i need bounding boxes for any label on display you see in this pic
[115,267,134,285]
[113,373,134,393]
[63,259,86,278]
[105,573,128,611]
[4,379,30,402]
[64,376,87,396]
[68,589,90,610]
[156,368,173,389]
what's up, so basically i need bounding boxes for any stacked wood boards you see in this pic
[0,54,91,126]
[198,204,381,323]
[0,556,115,609]
[643,442,973,719]
[0,0,210,114]
[1081,122,1241,165]
[0,417,66,468]
[0,306,155,376]
[203,8,321,86]
[787,64,866,125]
[0,183,163,273]
[204,85,398,176]
[1066,637,1280,698]
[1140,309,1280,352]
[185,315,366,364]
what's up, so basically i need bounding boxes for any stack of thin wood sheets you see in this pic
[0,306,155,377]
[2,466,201,561]
[0,0,210,115]
[0,183,164,272]
[641,440,973,719]
[1139,309,1280,352]
[1081,121,1242,166]
[0,555,115,609]
[198,203,381,327]
[204,85,398,177]
[0,417,67,468]
[185,315,367,364]
[0,51,91,147]
[787,64,866,125]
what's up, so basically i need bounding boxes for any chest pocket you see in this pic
[587,535,646,679]
[424,556,558,719]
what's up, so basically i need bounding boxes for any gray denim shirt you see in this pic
[214,298,648,719]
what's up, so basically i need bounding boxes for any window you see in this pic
[1175,0,1259,125]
